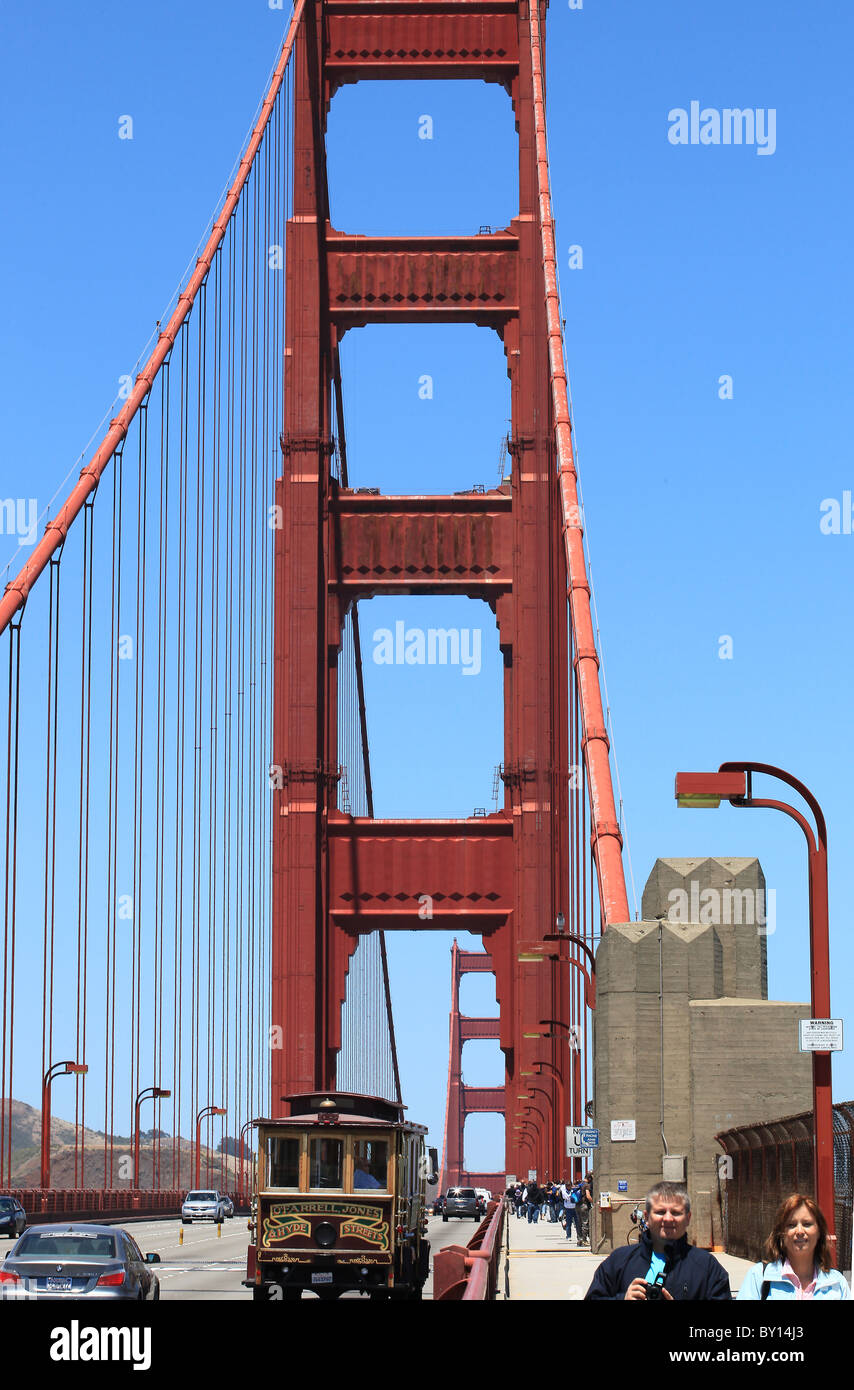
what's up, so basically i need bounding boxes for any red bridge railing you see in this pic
[432,1199,506,1302]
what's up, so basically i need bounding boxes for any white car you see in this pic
[181,1190,228,1224]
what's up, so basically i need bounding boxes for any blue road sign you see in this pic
[579,1128,599,1147]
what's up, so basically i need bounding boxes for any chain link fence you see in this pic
[716,1101,854,1276]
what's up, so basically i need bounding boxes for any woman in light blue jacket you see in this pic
[737,1194,850,1300]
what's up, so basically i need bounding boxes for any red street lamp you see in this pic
[526,1084,553,1111]
[518,934,595,1178]
[41,1061,88,1188]
[515,1123,540,1147]
[675,763,836,1258]
[540,1019,584,1175]
[518,939,595,1009]
[195,1106,227,1190]
[133,1087,171,1189]
[533,1060,563,1083]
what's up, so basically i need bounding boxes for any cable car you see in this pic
[244,1091,437,1301]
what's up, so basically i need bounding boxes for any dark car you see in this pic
[0,1196,26,1240]
[0,1224,161,1300]
[442,1187,481,1222]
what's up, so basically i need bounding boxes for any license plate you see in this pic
[47,1277,73,1291]
[311,1272,333,1285]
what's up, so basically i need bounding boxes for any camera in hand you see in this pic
[644,1272,667,1301]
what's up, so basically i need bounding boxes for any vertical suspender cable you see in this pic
[41,554,63,1184]
[210,246,222,1162]
[104,445,124,1187]
[1,622,22,1187]
[130,401,149,1165]
[174,324,189,1187]
[76,501,95,1187]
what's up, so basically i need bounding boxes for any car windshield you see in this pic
[0,1198,16,1211]
[16,1232,117,1259]
[186,1192,217,1202]
[451,1188,476,1197]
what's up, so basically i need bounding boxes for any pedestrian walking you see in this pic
[526,1180,542,1223]
[561,1178,583,1242]
[577,1176,592,1244]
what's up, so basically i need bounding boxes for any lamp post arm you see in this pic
[726,794,817,858]
[534,1061,564,1084]
[562,932,596,970]
[717,760,833,1256]
[719,761,827,849]
[527,1085,552,1105]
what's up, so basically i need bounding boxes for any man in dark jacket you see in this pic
[525,1180,543,1223]
[585,1182,731,1301]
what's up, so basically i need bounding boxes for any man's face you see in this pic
[646,1195,690,1246]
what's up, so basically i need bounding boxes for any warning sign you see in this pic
[798,1019,843,1052]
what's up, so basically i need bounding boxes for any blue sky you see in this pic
[0,0,852,1174]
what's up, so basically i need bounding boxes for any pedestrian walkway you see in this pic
[499,1205,756,1300]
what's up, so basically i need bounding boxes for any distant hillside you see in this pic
[3,1100,242,1191]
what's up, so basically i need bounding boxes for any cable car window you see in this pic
[352,1139,388,1189]
[309,1137,344,1189]
[266,1136,301,1188]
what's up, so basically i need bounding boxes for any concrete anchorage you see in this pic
[591,857,812,1250]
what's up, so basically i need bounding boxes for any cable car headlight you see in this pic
[314,1222,337,1248]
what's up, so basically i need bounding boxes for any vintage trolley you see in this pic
[245,1091,437,1300]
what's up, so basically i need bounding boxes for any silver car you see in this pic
[0,1224,160,1300]
[181,1190,228,1224]
[442,1186,482,1221]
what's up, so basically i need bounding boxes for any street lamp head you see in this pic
[675,771,746,808]
[65,1062,88,1075]
[154,1088,171,1099]
[212,1107,227,1116]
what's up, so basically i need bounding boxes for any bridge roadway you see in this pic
[112,1208,757,1299]
[120,1214,472,1300]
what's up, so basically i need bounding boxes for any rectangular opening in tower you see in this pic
[352,594,502,820]
[326,80,518,237]
[337,323,511,496]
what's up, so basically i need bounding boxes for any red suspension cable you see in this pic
[0,0,307,640]
[527,3,629,927]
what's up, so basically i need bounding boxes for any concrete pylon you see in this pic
[592,857,812,1251]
